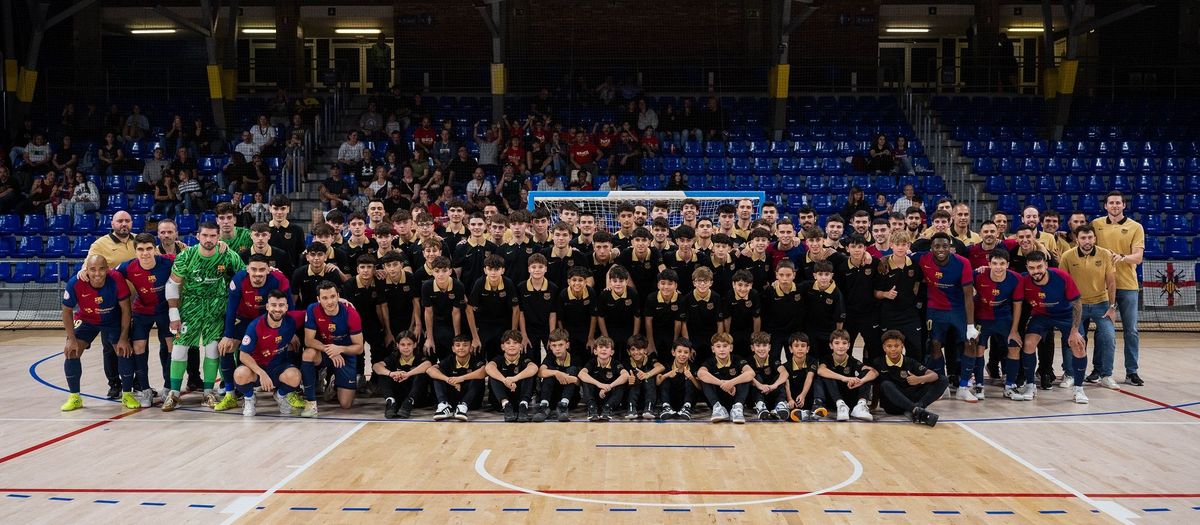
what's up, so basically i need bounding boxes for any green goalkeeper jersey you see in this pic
[222,226,253,259]
[172,245,246,345]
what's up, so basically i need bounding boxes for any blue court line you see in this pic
[449,508,475,512]
[289,506,317,511]
[1143,508,1171,512]
[595,444,735,449]
[255,506,265,510]
[94,499,119,504]
[932,510,961,515]
[556,508,583,512]
[6,494,30,499]
[771,509,799,513]
[342,507,370,511]
[663,508,690,512]
[986,510,1016,515]
[610,508,637,512]
[824,509,852,513]
[140,502,166,507]
[716,509,745,513]
[879,509,906,514]
[502,508,529,512]
[25,351,1200,424]
[48,497,73,502]
[189,503,215,509]
[394,507,423,512]
[1039,510,1067,514]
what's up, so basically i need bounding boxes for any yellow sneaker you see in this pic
[121,392,140,409]
[61,393,84,411]
[213,392,239,412]
[285,391,306,409]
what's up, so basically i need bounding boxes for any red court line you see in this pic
[1118,390,1200,420]
[0,409,143,465]
[1,487,1199,499]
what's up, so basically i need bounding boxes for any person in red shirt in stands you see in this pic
[592,123,617,156]
[504,136,526,167]
[412,116,436,152]
[569,133,602,177]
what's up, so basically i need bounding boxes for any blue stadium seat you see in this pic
[1029,140,1050,157]
[827,175,850,194]
[198,156,226,175]
[798,158,820,176]
[999,157,1021,176]
[16,236,43,257]
[850,175,872,193]
[0,237,15,257]
[661,157,682,174]
[707,158,727,176]
[640,158,662,176]
[704,141,726,158]
[1023,195,1047,213]
[707,175,730,191]
[682,141,703,158]
[1115,157,1136,174]
[1035,174,1057,193]
[1021,157,1041,174]
[1061,175,1083,194]
[748,140,771,157]
[104,175,126,194]
[972,158,995,175]
[1045,157,1065,176]
[729,158,751,176]
[751,157,774,174]
[1161,176,1182,194]
[639,176,665,191]
[793,141,813,157]
[1143,237,1165,260]
[760,175,780,193]
[1051,194,1074,214]
[37,262,65,283]
[1165,214,1194,236]
[266,156,284,175]
[46,214,70,235]
[43,236,67,258]
[9,262,37,283]
[813,140,835,157]
[1109,175,1132,194]
[71,214,96,235]
[805,175,827,194]
[618,174,638,188]
[1185,193,1200,213]
[0,214,18,235]
[812,194,836,214]
[131,213,147,232]
[683,157,705,175]
[131,193,154,213]
[175,214,197,235]
[0,263,10,282]
[768,140,792,158]
[1137,157,1157,175]
[821,158,844,174]
[1163,157,1184,175]
[1068,158,1089,175]
[781,177,803,194]
[70,236,93,258]
[105,194,127,212]
[1135,175,1158,193]
[1011,176,1033,194]
[777,158,799,177]
[21,215,46,235]
[733,175,756,191]
[995,194,1020,214]
[1188,175,1200,193]
[1160,195,1180,212]
[726,141,747,158]
[873,175,897,194]
[1130,195,1158,214]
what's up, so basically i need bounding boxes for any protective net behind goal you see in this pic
[529,190,766,232]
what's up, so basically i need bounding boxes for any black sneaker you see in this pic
[1084,370,1101,383]
[517,402,531,422]
[947,375,959,393]
[532,403,550,422]
[503,402,517,422]
[397,400,413,419]
[987,361,1001,382]
[625,406,639,420]
[920,408,939,427]
[106,384,121,400]
[1039,372,1055,390]
[600,406,613,421]
[678,404,692,421]
[1126,373,1145,386]
[586,404,600,422]
[384,398,399,419]
[641,404,656,420]
[557,401,571,422]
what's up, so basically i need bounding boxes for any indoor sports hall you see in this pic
[1,1,1199,524]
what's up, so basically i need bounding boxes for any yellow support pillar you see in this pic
[768,64,790,99]
[16,67,37,103]
[1057,60,1079,95]
[4,59,17,93]
[222,68,237,101]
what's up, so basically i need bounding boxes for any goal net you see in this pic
[529,190,767,232]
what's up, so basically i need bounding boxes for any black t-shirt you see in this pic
[798,281,845,339]
[616,248,662,300]
[540,246,588,291]
[583,358,626,383]
[451,239,498,294]
[380,273,419,332]
[335,238,377,275]
[871,356,930,385]
[243,247,293,280]
[683,290,725,340]
[662,250,711,295]
[587,254,616,287]
[558,286,594,343]
[821,354,869,379]
[382,352,430,372]
[761,283,802,335]
[735,254,772,290]
[642,292,685,344]
[517,280,559,337]
[874,257,923,326]
[341,277,386,334]
[750,356,784,385]
[593,289,640,340]
[799,251,849,283]
[700,355,750,381]
[290,266,346,309]
[490,355,535,377]
[420,278,466,324]
[838,259,878,318]
[785,356,819,393]
[540,354,576,374]
[707,258,738,298]
[468,277,519,331]
[436,355,485,378]
[499,241,537,284]
[269,223,306,267]
[725,289,761,336]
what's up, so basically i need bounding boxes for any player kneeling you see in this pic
[300,282,365,417]
[874,330,947,427]
[233,291,306,417]
[372,331,432,419]
[814,330,877,421]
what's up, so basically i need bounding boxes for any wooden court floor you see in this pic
[0,331,1197,524]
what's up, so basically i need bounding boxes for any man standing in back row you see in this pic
[1090,191,1145,387]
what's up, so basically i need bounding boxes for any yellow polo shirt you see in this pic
[87,233,136,268]
[1091,217,1145,291]
[1060,246,1114,305]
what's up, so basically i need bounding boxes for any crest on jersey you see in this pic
[991,288,1000,297]
[624,298,632,306]
[825,298,833,305]
[934,271,944,279]
[706,302,714,310]
[241,335,251,346]
[94,296,103,305]
[900,370,909,379]
[229,281,237,290]
[63,290,70,300]
[1095,260,1103,267]
[1038,292,1046,299]
[327,323,336,333]
[148,275,157,283]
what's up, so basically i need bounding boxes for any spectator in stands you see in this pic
[433,129,456,169]
[24,171,59,216]
[294,89,323,125]
[52,136,78,173]
[58,103,76,139]
[527,140,550,175]
[65,169,100,218]
[413,116,437,152]
[384,114,402,135]
[234,130,260,160]
[221,152,251,194]
[244,154,270,194]
[320,165,352,212]
[637,99,659,132]
[891,183,922,214]
[425,169,447,199]
[244,191,270,223]
[609,129,642,176]
[596,76,616,105]
[383,130,408,164]
[110,148,140,174]
[96,133,117,177]
[569,169,593,191]
[867,134,895,174]
[394,166,420,201]
[641,127,661,158]
[547,132,571,175]
[666,170,688,191]
[699,97,726,141]
[8,118,35,166]
[169,147,197,177]
[359,148,380,181]
[152,171,178,216]
[368,166,391,198]
[17,132,52,188]
[176,169,204,214]
[531,88,555,121]
[103,104,124,140]
[384,185,410,215]
[50,168,73,216]
[383,150,403,180]
[569,132,601,178]
[593,123,617,156]
[164,115,189,153]
[359,102,384,139]
[287,114,309,145]
[601,174,622,192]
[409,148,432,184]
[447,146,478,193]
[894,136,913,177]
[496,164,525,210]
[466,166,493,202]
[351,177,373,212]
[840,186,872,220]
[414,188,439,218]
[141,147,171,192]
[283,131,307,182]
[873,193,891,220]
[192,118,217,154]
[250,115,278,156]
[122,104,150,143]
[474,123,502,169]
[537,171,565,191]
[0,166,23,213]
[337,130,365,174]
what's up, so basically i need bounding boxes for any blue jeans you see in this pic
[1078,301,1116,377]
[1115,289,1140,375]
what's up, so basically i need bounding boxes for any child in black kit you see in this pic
[579,336,630,421]
[534,328,579,422]
[657,337,701,420]
[697,333,755,424]
[426,335,486,421]
[485,330,539,422]
[372,330,431,419]
[815,329,878,422]
[747,331,789,420]
[624,334,664,419]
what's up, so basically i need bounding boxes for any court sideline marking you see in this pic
[958,422,1137,525]
[217,421,365,525]
[474,448,863,508]
[0,409,143,465]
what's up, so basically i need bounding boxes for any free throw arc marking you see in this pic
[474,448,862,508]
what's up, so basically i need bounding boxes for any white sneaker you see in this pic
[1059,376,1075,389]
[243,395,257,417]
[454,404,470,421]
[275,392,292,415]
[974,385,986,400]
[1004,385,1023,401]
[136,389,153,408]
[432,403,452,420]
[710,404,728,423]
[1021,383,1037,401]
[956,388,979,403]
[850,400,873,421]
[1099,376,1120,390]
[835,400,850,421]
[1073,386,1089,404]
[730,403,746,424]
